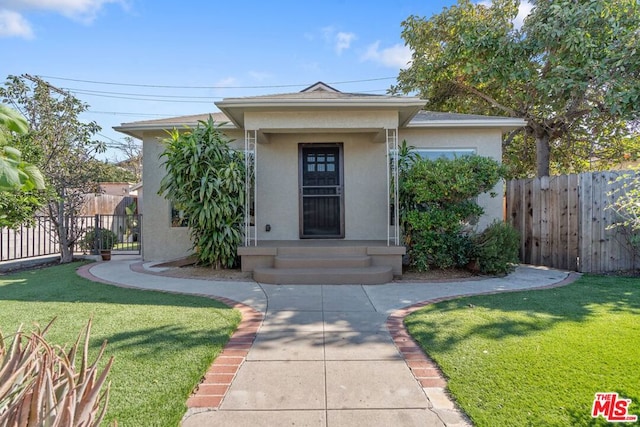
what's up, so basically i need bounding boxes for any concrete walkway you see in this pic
[82,258,575,427]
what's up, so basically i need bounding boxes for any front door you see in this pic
[299,144,344,238]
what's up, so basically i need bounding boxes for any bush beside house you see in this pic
[399,153,519,274]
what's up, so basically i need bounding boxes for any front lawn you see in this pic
[0,262,241,426]
[405,275,640,426]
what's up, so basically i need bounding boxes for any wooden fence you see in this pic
[505,171,640,273]
[81,194,136,216]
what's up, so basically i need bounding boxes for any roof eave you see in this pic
[113,121,237,139]
[216,98,426,128]
[406,119,527,132]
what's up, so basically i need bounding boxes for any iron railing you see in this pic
[0,214,142,262]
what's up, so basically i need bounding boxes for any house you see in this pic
[114,82,525,284]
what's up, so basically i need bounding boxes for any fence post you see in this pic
[93,214,100,255]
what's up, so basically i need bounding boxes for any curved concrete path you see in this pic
[81,258,577,427]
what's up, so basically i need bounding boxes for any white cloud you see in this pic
[0,9,33,38]
[335,31,356,54]
[320,26,357,54]
[362,41,412,69]
[0,0,127,37]
[477,0,533,30]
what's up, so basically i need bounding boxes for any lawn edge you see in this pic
[386,271,582,425]
[75,262,264,416]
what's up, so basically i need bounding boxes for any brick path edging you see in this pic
[386,271,582,416]
[76,262,263,410]
[78,262,581,416]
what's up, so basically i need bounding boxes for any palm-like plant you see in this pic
[159,117,245,268]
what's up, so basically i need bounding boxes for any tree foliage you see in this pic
[159,117,245,269]
[0,75,105,262]
[393,0,640,177]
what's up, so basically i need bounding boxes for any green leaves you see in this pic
[400,155,503,271]
[393,0,640,177]
[159,116,245,269]
[0,145,45,192]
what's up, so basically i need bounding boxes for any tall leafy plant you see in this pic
[159,117,245,269]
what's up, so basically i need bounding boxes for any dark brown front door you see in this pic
[299,144,344,238]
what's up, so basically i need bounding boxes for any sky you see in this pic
[1,0,532,161]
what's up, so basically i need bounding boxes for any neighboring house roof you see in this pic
[114,82,525,138]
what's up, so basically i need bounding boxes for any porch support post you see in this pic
[386,128,399,246]
[244,129,257,246]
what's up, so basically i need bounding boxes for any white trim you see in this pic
[406,119,526,129]
[244,130,257,246]
[386,128,399,246]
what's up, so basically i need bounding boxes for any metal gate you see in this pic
[0,214,142,262]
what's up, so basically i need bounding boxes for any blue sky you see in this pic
[1,0,531,160]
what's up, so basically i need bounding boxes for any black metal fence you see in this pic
[0,214,142,262]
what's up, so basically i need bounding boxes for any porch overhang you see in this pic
[216,98,425,130]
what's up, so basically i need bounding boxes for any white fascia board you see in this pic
[406,118,527,130]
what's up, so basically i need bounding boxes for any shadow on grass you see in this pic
[0,261,235,309]
[405,275,640,353]
[100,324,234,356]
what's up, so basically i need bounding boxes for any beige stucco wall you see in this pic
[245,110,398,131]
[255,132,388,241]
[140,129,243,261]
[138,118,506,261]
[399,127,504,230]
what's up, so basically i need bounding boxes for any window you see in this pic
[411,148,476,160]
[171,204,189,227]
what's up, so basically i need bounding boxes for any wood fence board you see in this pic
[507,171,640,273]
[567,173,579,271]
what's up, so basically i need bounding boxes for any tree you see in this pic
[111,136,142,183]
[89,158,137,183]
[392,0,640,177]
[0,75,105,262]
[158,117,245,269]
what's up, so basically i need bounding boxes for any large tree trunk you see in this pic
[57,199,74,263]
[535,133,551,177]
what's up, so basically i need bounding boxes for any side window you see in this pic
[171,204,189,227]
[412,148,476,160]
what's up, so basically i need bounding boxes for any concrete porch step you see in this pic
[274,255,371,269]
[253,266,393,285]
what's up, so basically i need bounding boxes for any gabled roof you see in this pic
[114,82,526,138]
[215,81,425,128]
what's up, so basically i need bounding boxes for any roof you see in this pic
[408,111,526,130]
[114,82,525,138]
[215,81,425,128]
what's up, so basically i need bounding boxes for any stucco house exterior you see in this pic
[114,82,525,284]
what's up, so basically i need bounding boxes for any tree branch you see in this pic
[454,79,519,117]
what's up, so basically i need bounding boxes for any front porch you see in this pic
[238,240,405,285]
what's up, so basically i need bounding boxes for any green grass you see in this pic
[0,262,241,426]
[112,242,140,251]
[405,275,640,427]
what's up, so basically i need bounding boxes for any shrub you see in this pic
[471,221,521,275]
[79,227,118,252]
[400,155,504,271]
[0,319,113,426]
